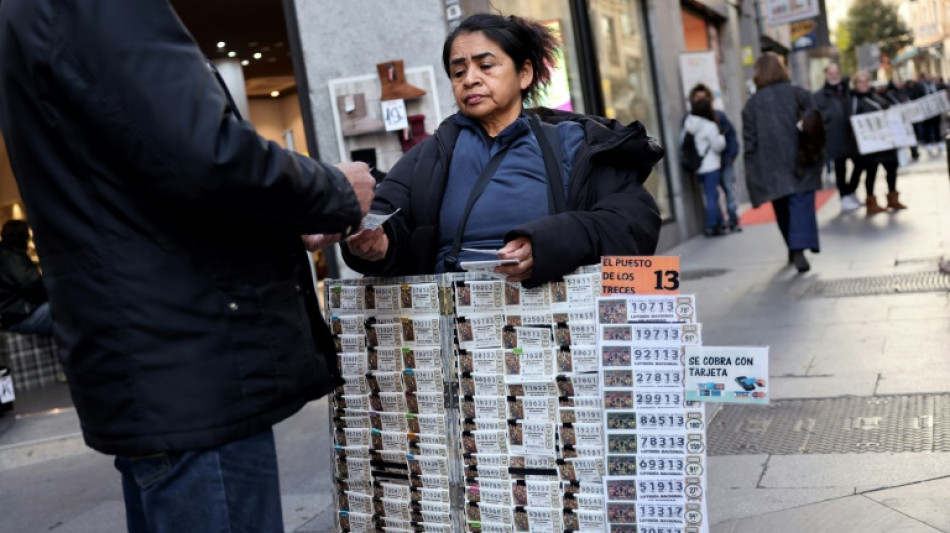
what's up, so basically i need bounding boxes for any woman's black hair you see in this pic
[689,97,718,125]
[1,220,30,252]
[442,13,558,103]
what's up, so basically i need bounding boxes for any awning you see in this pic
[892,46,919,65]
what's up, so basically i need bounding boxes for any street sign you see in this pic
[791,19,817,51]
[766,0,820,27]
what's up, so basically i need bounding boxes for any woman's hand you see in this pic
[495,236,533,283]
[345,226,389,262]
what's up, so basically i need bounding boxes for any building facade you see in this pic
[896,0,950,80]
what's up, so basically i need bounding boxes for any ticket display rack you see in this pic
[325,268,708,533]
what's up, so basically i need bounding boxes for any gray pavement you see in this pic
[0,156,948,532]
[671,155,950,532]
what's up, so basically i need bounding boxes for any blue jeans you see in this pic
[7,302,53,336]
[114,428,284,533]
[719,163,739,226]
[772,191,820,253]
[697,169,723,230]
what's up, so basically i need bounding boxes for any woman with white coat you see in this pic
[683,97,727,236]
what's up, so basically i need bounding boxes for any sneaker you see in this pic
[840,193,862,212]
[729,224,743,233]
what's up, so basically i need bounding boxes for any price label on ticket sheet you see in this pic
[600,256,680,295]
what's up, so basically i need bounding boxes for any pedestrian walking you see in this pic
[887,78,918,164]
[683,95,727,237]
[688,83,742,233]
[814,63,860,212]
[913,72,943,156]
[342,13,662,286]
[903,78,922,160]
[742,52,822,273]
[850,72,906,214]
[0,1,376,532]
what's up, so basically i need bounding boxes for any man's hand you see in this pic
[334,162,375,215]
[495,236,533,283]
[301,233,341,252]
[346,226,389,262]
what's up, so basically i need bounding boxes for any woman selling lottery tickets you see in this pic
[342,13,662,286]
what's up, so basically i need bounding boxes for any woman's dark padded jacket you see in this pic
[343,108,663,287]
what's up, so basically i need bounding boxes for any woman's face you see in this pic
[854,75,870,93]
[448,31,532,134]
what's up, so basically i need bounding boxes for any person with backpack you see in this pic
[682,96,727,237]
[688,83,742,233]
[742,52,822,273]
[341,13,663,286]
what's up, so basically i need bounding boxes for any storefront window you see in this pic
[589,0,671,219]
[494,0,586,114]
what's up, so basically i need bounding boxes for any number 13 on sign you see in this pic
[600,256,680,295]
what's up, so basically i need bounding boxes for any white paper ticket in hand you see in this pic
[461,247,503,255]
[360,208,400,231]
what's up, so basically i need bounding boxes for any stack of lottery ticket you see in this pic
[597,295,708,533]
[454,271,607,533]
[327,281,453,533]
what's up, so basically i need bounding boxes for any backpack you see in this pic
[680,131,707,173]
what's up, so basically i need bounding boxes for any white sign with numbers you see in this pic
[381,99,409,131]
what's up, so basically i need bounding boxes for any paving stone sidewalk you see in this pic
[669,157,950,533]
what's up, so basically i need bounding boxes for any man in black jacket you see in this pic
[0,1,375,531]
[814,63,860,212]
[0,220,52,336]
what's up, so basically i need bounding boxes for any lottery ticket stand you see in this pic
[326,266,709,533]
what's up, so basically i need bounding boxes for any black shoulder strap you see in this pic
[443,148,510,271]
[529,115,569,215]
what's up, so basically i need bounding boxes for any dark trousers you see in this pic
[6,302,53,336]
[697,169,723,230]
[772,191,819,253]
[834,158,859,197]
[114,428,284,533]
[923,117,942,144]
[916,118,941,144]
[863,159,899,195]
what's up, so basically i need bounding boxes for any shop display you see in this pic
[326,270,707,533]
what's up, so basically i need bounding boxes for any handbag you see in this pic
[795,88,825,170]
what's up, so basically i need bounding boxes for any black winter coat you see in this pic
[0,0,360,455]
[742,82,823,207]
[814,79,857,160]
[343,109,663,287]
[0,245,47,328]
